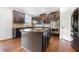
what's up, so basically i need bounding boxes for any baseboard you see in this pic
[0,38,13,41]
[60,38,72,43]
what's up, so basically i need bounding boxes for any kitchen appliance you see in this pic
[71,8,79,51]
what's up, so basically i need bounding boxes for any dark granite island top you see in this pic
[20,28,51,52]
[20,28,50,32]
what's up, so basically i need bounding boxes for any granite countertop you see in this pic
[20,28,50,32]
[13,23,51,28]
[12,23,33,28]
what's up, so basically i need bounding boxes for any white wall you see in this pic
[0,8,13,40]
[60,7,77,41]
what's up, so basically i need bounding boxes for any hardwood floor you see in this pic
[46,36,59,52]
[0,35,75,52]
[46,35,75,52]
[0,38,20,52]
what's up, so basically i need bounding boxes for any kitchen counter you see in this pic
[20,28,50,32]
[12,23,51,28]
[12,23,33,28]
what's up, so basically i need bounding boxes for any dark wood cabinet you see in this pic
[13,28,22,38]
[33,11,60,23]
[13,10,25,23]
[42,29,51,51]
[40,13,49,23]
[54,11,60,19]
[16,28,21,37]
[49,11,60,21]
[13,10,25,38]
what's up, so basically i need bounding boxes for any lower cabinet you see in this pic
[13,28,22,38]
[42,29,51,52]
[42,36,48,51]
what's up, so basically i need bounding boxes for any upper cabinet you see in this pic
[13,10,25,24]
[49,11,60,21]
[40,13,48,23]
[32,11,60,23]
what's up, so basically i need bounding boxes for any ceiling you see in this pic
[10,7,59,16]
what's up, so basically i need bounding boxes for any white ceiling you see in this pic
[10,7,59,16]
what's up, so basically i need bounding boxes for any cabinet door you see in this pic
[43,37,46,52]
[42,30,51,52]
[43,36,47,52]
[14,28,21,38]
[54,11,60,20]
[13,10,25,23]
[13,28,21,38]
[49,13,54,20]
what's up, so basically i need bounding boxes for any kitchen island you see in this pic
[20,28,51,52]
